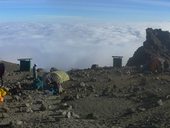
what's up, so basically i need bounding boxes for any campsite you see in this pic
[0,60,170,128]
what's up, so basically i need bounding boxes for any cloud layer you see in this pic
[0,21,170,70]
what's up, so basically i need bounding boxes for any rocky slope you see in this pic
[127,28,170,66]
[0,64,170,128]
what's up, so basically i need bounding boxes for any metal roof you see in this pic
[112,56,123,58]
[17,58,32,61]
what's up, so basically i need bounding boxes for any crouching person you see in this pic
[49,81,63,95]
[33,76,43,90]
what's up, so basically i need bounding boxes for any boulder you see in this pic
[91,64,99,69]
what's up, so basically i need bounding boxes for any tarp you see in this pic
[50,71,70,84]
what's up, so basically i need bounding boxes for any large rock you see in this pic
[127,28,170,67]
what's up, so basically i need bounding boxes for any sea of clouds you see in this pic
[0,21,170,70]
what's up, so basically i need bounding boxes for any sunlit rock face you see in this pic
[127,28,170,66]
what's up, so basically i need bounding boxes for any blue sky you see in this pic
[0,0,170,22]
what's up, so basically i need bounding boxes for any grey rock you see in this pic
[48,105,52,110]
[166,95,170,99]
[61,95,74,102]
[139,74,144,77]
[66,111,71,118]
[16,120,23,126]
[86,113,98,119]
[1,113,9,118]
[80,82,86,87]
[39,104,47,111]
[68,105,73,110]
[137,107,146,112]
[26,107,33,113]
[112,126,122,128]
[13,95,20,101]
[1,106,9,113]
[60,103,72,110]
[76,94,80,99]
[157,99,163,106]
[24,103,30,107]
[61,111,67,116]
[71,112,80,119]
[90,78,97,82]
[125,108,136,115]
[91,64,99,69]
[36,100,44,104]
[61,103,68,107]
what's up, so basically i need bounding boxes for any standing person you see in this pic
[164,60,169,72]
[0,63,5,87]
[33,64,37,80]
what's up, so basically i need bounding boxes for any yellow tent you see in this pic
[50,71,70,84]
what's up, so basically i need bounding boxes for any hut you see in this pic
[17,58,32,71]
[112,56,123,68]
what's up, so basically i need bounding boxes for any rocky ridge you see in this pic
[127,28,170,66]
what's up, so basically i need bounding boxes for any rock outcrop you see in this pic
[127,28,170,67]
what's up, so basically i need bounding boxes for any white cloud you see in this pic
[0,21,170,70]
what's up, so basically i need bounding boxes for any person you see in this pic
[32,66,45,90]
[33,75,44,90]
[163,60,169,72]
[0,63,5,86]
[43,72,62,95]
[49,80,63,95]
[33,64,37,80]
